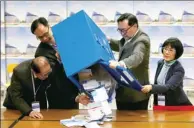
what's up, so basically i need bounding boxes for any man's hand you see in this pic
[106,36,111,41]
[75,94,90,105]
[29,111,43,119]
[109,60,126,69]
[141,85,152,93]
[109,60,120,69]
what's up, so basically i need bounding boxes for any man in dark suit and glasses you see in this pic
[4,56,52,119]
[30,17,79,109]
[108,13,151,110]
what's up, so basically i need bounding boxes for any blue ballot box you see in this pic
[52,10,114,77]
[52,10,142,99]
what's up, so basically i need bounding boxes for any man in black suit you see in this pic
[30,17,79,109]
[3,56,52,119]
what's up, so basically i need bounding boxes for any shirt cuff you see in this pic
[26,109,33,116]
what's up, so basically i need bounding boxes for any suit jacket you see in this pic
[35,42,79,109]
[153,59,192,106]
[3,60,51,115]
[110,29,150,102]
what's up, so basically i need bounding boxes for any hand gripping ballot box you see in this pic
[51,10,142,105]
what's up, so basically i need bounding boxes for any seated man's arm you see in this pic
[8,71,32,115]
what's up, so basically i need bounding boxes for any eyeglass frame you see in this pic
[162,47,176,54]
[117,24,134,35]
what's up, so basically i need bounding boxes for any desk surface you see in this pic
[2,121,194,128]
[1,108,194,128]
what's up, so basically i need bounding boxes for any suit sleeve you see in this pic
[151,66,185,94]
[8,70,32,115]
[122,42,146,69]
[109,39,120,52]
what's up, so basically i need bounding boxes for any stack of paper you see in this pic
[60,118,87,127]
[60,114,114,128]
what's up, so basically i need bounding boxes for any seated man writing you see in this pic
[3,56,52,119]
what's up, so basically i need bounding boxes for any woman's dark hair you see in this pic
[31,17,49,34]
[162,37,184,59]
[117,13,139,28]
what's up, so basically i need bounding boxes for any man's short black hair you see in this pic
[117,13,139,28]
[31,17,49,34]
[162,37,184,59]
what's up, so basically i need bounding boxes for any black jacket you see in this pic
[153,60,192,106]
[35,42,79,109]
[3,60,51,115]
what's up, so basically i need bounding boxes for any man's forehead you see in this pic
[37,23,46,29]
[35,24,47,33]
[119,19,128,23]
[118,20,129,27]
[40,64,50,72]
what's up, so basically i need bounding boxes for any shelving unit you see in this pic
[1,22,194,27]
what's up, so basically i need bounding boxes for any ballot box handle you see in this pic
[115,66,142,91]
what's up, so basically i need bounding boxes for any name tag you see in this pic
[158,95,165,106]
[32,101,40,112]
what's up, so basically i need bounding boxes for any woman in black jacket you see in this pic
[141,37,192,106]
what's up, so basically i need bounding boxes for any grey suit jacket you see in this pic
[110,29,151,102]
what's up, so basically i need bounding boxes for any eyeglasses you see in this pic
[117,25,133,35]
[163,47,176,53]
[36,27,52,40]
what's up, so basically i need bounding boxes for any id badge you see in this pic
[32,101,40,112]
[158,95,165,106]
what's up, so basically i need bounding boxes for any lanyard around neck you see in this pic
[31,70,42,101]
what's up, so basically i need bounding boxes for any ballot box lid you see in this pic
[52,10,114,77]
